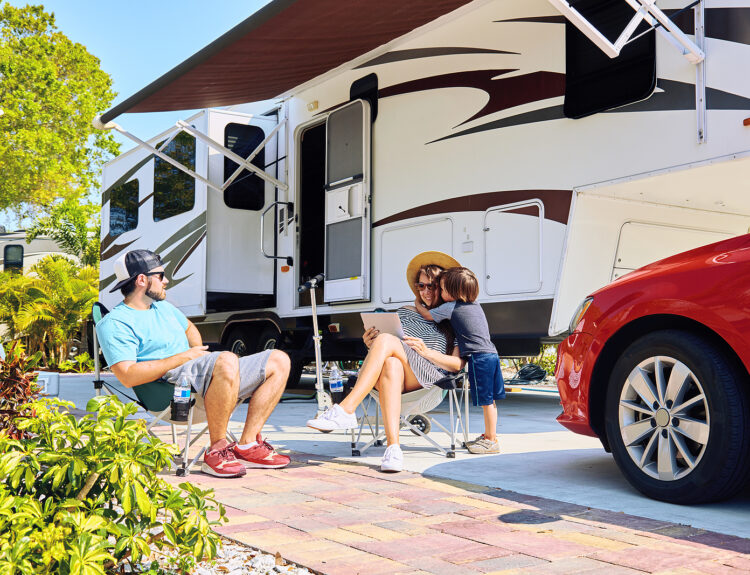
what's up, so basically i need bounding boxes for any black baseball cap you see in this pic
[109,250,164,293]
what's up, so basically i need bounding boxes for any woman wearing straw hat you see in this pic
[307,251,464,472]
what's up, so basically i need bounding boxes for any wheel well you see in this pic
[589,314,750,444]
[221,320,280,348]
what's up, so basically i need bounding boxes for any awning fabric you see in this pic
[100,0,474,123]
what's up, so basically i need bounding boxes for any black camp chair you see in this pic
[91,302,229,476]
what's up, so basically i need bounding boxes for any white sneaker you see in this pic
[380,444,403,472]
[306,404,357,431]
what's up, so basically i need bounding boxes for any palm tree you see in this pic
[15,256,97,365]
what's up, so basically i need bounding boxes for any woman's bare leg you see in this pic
[339,334,416,413]
[377,357,422,445]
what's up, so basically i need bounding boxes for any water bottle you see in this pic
[328,363,344,404]
[171,376,191,421]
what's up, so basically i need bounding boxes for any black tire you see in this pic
[255,327,280,353]
[225,327,256,357]
[604,330,750,504]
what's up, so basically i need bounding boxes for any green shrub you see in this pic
[0,396,226,574]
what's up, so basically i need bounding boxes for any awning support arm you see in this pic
[548,0,704,64]
[94,120,224,194]
[176,120,288,192]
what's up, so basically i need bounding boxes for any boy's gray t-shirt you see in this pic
[430,301,496,357]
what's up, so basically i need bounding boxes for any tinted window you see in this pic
[154,132,196,221]
[3,245,23,273]
[564,0,656,119]
[224,124,266,211]
[109,179,139,237]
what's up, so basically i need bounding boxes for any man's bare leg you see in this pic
[203,352,241,448]
[239,350,290,444]
[340,334,414,413]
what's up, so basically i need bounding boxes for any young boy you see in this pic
[415,266,505,453]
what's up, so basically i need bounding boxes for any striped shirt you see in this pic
[397,307,453,387]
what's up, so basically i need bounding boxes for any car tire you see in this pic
[605,329,750,504]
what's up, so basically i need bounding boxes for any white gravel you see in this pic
[191,538,313,575]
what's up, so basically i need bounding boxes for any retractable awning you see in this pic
[100,0,474,124]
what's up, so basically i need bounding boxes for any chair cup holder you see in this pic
[170,400,190,422]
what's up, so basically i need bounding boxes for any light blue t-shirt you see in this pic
[95,300,190,367]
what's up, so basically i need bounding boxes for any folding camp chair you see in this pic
[91,302,232,476]
[351,370,470,458]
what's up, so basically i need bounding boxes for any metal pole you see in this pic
[310,285,331,417]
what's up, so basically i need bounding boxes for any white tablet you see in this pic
[360,312,405,339]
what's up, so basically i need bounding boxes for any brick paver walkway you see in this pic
[162,452,750,575]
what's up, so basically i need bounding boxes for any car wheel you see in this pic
[605,329,750,504]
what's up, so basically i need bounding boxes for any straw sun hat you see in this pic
[405,251,461,299]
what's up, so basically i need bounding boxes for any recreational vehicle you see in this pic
[95,0,750,387]
[0,230,72,273]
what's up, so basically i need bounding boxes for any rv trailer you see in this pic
[95,0,750,385]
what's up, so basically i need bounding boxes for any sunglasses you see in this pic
[414,282,436,291]
[144,271,166,281]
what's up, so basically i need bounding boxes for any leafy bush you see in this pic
[56,353,95,374]
[0,396,226,574]
[0,342,41,439]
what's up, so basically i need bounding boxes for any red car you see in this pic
[555,234,750,504]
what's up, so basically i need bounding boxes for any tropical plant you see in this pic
[0,396,226,574]
[57,352,95,374]
[0,4,119,219]
[9,256,98,366]
[26,197,102,267]
[0,272,35,340]
[0,343,41,439]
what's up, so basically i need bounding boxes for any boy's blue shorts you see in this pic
[468,352,506,407]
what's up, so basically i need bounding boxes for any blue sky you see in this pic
[3,0,270,226]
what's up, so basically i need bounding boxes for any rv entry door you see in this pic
[323,100,372,304]
[205,110,280,309]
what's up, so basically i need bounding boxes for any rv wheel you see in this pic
[256,327,279,352]
[226,328,255,357]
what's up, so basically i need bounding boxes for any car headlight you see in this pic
[569,297,594,333]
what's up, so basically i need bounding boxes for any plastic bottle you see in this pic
[328,363,344,404]
[171,376,191,421]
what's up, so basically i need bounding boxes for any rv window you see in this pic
[109,179,139,237]
[564,0,656,119]
[224,123,265,211]
[3,245,23,273]
[153,132,196,221]
[327,102,364,187]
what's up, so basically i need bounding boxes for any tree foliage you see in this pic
[0,4,119,216]
[0,256,98,365]
[26,197,101,267]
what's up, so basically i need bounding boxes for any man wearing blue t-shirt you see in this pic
[96,250,291,478]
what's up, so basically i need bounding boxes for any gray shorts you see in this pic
[163,349,273,400]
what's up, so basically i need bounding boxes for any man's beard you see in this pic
[145,287,166,301]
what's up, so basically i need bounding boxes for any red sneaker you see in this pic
[233,434,291,469]
[201,442,247,478]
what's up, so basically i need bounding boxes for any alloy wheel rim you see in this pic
[618,356,710,481]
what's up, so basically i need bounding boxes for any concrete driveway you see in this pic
[57,373,750,539]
